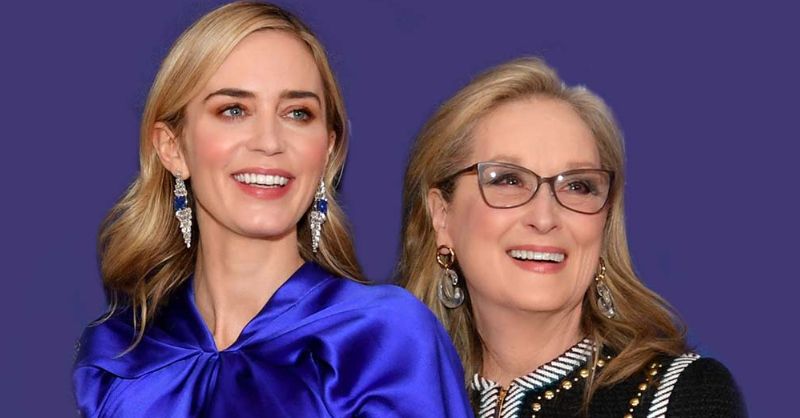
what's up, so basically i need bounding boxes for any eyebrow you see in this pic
[203,88,322,105]
[486,155,599,170]
[487,154,524,165]
[280,90,321,105]
[563,161,600,170]
[203,88,255,102]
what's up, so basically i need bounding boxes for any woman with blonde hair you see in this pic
[73,2,471,417]
[399,57,745,417]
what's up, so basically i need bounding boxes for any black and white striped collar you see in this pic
[470,338,595,418]
[471,338,595,393]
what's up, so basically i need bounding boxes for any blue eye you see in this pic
[287,108,312,121]
[221,105,246,119]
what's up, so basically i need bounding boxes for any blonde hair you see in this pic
[99,1,363,348]
[398,57,687,399]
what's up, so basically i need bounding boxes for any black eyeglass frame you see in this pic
[445,161,615,215]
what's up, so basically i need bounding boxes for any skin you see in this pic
[154,30,334,350]
[428,97,608,386]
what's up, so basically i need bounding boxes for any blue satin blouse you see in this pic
[74,262,473,417]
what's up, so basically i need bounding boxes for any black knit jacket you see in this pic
[469,341,746,418]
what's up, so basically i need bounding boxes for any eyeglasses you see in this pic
[446,161,614,214]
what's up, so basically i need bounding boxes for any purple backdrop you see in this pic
[4,0,796,416]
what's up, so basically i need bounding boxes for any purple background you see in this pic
[3,0,796,416]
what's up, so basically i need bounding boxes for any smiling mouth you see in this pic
[233,173,289,188]
[507,249,566,263]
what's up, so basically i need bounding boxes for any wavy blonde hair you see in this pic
[99,1,363,348]
[398,57,687,399]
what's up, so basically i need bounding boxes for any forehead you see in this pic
[470,97,600,173]
[202,30,324,97]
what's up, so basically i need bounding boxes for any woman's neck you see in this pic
[192,217,304,351]
[475,301,584,388]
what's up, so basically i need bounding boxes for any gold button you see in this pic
[648,369,658,376]
[579,369,589,378]
[624,414,633,418]
[561,381,573,390]
[597,359,606,367]
[544,390,555,400]
[650,362,658,369]
[638,383,648,391]
[630,398,640,407]
[531,402,542,412]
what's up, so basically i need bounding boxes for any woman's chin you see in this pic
[230,221,298,241]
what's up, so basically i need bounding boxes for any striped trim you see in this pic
[500,385,525,418]
[646,353,700,418]
[471,338,594,418]
[473,374,499,418]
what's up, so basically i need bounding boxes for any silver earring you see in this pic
[595,257,616,319]
[308,178,328,253]
[436,246,464,308]
[173,172,192,249]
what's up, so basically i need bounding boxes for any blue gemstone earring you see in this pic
[173,172,192,248]
[308,178,328,253]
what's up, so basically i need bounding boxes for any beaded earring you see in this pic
[308,178,328,253]
[173,172,192,249]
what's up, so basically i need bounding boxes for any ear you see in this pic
[326,130,336,161]
[427,188,454,247]
[152,122,189,177]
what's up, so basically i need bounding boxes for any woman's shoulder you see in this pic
[326,274,439,323]
[649,353,747,417]
[311,269,444,335]
[74,306,200,380]
[74,310,134,366]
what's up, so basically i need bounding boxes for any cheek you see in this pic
[447,193,514,280]
[184,117,241,172]
[281,120,331,172]
[565,212,607,290]
[453,203,508,245]
[448,189,492,248]
[571,213,606,250]
[294,139,329,172]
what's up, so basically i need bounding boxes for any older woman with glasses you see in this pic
[399,57,746,417]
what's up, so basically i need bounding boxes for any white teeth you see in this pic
[508,250,565,263]
[233,173,289,186]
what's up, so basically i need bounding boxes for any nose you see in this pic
[523,182,559,233]
[246,113,285,155]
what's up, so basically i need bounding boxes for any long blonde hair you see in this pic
[98,1,363,348]
[398,57,687,397]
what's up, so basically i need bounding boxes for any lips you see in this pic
[508,249,565,263]
[507,246,568,274]
[231,168,294,200]
[233,173,289,187]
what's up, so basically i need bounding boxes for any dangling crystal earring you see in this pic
[308,178,328,253]
[173,172,192,249]
[436,245,464,308]
[595,257,616,319]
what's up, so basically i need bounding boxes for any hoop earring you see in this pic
[436,245,464,308]
[595,257,617,319]
[309,178,328,253]
[173,172,192,249]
